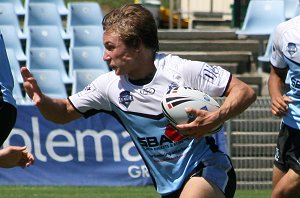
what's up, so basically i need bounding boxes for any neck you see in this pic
[128,67,156,85]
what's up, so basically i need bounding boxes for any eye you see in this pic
[105,43,115,51]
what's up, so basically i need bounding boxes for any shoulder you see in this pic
[155,53,182,66]
[155,53,205,71]
[93,71,119,84]
[274,15,300,37]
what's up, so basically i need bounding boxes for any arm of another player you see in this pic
[268,65,292,117]
[20,67,81,124]
[0,146,34,168]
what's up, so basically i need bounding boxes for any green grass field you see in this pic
[0,186,271,198]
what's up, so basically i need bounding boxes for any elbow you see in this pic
[54,119,70,125]
[43,116,72,125]
[246,85,257,105]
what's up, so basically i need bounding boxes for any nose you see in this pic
[103,50,111,61]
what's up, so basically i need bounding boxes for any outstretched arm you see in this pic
[0,146,34,168]
[21,67,81,124]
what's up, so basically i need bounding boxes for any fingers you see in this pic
[19,151,35,168]
[20,66,32,81]
[283,96,293,103]
[271,96,292,117]
[175,107,221,139]
[25,153,35,167]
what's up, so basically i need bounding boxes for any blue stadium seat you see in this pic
[27,47,71,84]
[12,73,27,105]
[258,34,275,73]
[0,25,26,62]
[71,69,107,95]
[236,0,285,60]
[25,0,68,16]
[1,0,25,16]
[236,0,285,36]
[70,26,104,48]
[66,2,103,34]
[69,47,109,79]
[284,0,300,20]
[29,69,68,99]
[0,3,26,39]
[24,3,69,39]
[27,26,70,61]
[6,49,23,84]
[258,34,273,63]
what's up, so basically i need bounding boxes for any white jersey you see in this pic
[69,53,232,195]
[0,33,16,108]
[270,15,300,129]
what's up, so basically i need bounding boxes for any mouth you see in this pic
[110,65,117,70]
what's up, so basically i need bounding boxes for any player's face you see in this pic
[103,31,138,76]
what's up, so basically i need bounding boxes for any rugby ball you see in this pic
[161,86,223,135]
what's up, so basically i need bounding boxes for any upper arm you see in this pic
[269,65,288,82]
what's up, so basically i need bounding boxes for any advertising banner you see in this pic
[0,105,152,186]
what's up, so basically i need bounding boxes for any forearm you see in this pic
[217,78,256,123]
[35,94,77,124]
[268,68,285,99]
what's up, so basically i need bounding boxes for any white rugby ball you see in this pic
[161,86,223,135]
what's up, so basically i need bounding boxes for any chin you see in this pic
[114,69,122,76]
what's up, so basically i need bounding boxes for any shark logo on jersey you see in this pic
[119,90,133,108]
[287,42,297,56]
[168,82,178,91]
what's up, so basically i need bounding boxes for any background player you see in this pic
[0,32,34,168]
[268,15,300,197]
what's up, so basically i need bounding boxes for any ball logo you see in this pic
[161,86,221,135]
[165,96,195,109]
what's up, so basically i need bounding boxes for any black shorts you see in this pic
[274,123,300,172]
[0,100,17,146]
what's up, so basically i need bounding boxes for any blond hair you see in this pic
[102,4,159,54]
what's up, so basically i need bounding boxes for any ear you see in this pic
[134,38,143,52]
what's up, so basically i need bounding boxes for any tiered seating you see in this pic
[0,3,26,39]
[12,71,27,105]
[2,0,25,16]
[0,25,26,62]
[66,2,103,34]
[24,3,69,39]
[26,26,70,61]
[24,0,69,16]
[70,26,104,48]
[71,69,107,95]
[284,0,300,20]
[258,34,273,72]
[236,0,285,37]
[0,0,108,104]
[69,47,109,79]
[6,49,23,84]
[29,69,68,99]
[27,48,72,84]
[235,0,285,64]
